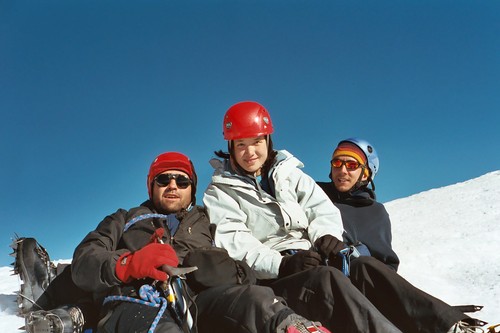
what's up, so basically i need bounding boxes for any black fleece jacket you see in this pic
[71,200,213,295]
[317,182,400,271]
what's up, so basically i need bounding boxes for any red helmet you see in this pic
[223,101,274,140]
[147,152,197,203]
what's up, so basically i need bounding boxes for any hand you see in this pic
[115,243,179,283]
[314,235,347,261]
[278,250,322,278]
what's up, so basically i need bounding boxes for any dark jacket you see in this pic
[317,182,400,271]
[71,200,213,295]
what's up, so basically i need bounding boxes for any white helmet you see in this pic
[339,138,379,180]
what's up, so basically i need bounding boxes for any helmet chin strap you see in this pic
[362,165,376,191]
[369,178,376,192]
[351,166,367,192]
[357,166,376,192]
[346,165,376,195]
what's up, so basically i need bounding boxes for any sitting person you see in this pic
[316,138,487,333]
[203,101,406,333]
[13,151,330,333]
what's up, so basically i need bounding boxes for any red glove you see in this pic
[115,242,179,283]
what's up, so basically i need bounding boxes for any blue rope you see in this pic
[124,214,169,232]
[123,213,181,236]
[103,285,167,333]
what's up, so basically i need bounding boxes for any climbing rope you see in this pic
[103,284,167,333]
[124,214,169,232]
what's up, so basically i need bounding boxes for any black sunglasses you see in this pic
[155,173,192,189]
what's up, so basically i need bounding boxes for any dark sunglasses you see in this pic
[155,173,192,189]
[331,159,363,171]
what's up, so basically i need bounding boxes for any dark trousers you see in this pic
[349,256,467,333]
[39,267,295,333]
[39,266,187,333]
[36,264,99,330]
[99,283,291,333]
[195,284,294,333]
[266,266,402,333]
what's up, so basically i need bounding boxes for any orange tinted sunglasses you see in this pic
[331,159,362,171]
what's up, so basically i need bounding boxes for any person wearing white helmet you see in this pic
[204,101,405,333]
[317,138,486,333]
[317,138,397,269]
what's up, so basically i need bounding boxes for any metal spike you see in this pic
[18,326,26,331]
[161,265,198,276]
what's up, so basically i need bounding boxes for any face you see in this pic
[152,170,192,214]
[233,136,268,175]
[330,156,368,192]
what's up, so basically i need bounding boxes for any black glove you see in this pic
[314,235,347,261]
[183,247,257,293]
[278,250,322,278]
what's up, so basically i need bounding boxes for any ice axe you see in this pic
[161,264,198,277]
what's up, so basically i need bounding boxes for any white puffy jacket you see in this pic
[203,150,344,279]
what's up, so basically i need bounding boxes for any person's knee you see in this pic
[350,256,383,274]
[302,266,352,294]
[240,285,277,303]
[311,265,348,280]
[354,255,378,266]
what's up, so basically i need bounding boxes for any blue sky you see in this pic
[1,0,499,266]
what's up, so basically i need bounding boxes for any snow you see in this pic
[387,170,500,324]
[1,171,499,331]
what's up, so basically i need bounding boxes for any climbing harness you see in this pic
[334,242,372,277]
[105,213,197,333]
[337,247,352,277]
[103,265,195,333]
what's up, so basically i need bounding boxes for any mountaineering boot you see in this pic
[11,237,57,314]
[24,305,85,333]
[447,320,486,333]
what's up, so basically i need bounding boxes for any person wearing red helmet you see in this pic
[204,101,403,333]
[317,139,486,333]
[15,151,332,333]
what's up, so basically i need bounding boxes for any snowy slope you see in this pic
[1,171,499,331]
[387,170,500,324]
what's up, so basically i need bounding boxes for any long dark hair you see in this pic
[215,136,278,177]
